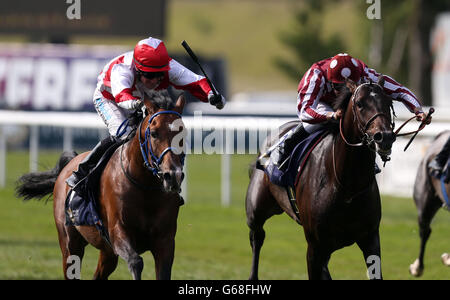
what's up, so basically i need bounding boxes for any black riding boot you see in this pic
[66,135,119,188]
[276,123,308,170]
[428,137,450,175]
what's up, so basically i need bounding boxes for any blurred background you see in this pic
[0,0,448,279]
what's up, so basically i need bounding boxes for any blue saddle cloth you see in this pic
[263,128,328,188]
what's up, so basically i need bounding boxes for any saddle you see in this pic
[258,128,328,188]
[256,128,328,223]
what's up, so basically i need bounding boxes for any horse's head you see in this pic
[139,94,186,193]
[335,77,395,161]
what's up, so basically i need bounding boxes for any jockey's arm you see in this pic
[364,66,430,123]
[110,64,142,110]
[297,69,329,124]
[167,59,226,109]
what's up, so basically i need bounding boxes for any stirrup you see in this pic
[66,172,80,188]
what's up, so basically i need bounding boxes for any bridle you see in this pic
[339,82,394,149]
[138,110,185,178]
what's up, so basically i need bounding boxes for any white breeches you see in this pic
[93,97,134,140]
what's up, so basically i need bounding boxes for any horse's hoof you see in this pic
[409,258,423,277]
[441,253,450,266]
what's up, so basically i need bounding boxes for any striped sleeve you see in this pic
[110,63,140,110]
[167,59,211,102]
[363,66,422,113]
[297,68,327,124]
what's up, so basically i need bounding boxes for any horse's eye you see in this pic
[356,101,363,108]
[150,130,158,139]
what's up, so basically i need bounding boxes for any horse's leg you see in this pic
[409,195,442,277]
[356,230,382,280]
[57,225,88,280]
[112,229,144,280]
[306,244,332,280]
[93,247,119,280]
[246,170,283,280]
[151,236,175,280]
[55,223,70,279]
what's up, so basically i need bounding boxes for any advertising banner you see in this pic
[0,43,128,111]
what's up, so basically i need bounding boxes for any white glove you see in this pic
[208,91,226,110]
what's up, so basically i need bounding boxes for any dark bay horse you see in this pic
[16,95,186,279]
[409,130,450,277]
[246,78,397,280]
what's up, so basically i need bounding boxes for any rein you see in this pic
[138,110,184,177]
[339,83,392,148]
[119,110,185,190]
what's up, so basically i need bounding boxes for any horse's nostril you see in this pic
[181,172,185,182]
[374,132,383,143]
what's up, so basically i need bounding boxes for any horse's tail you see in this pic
[15,151,77,201]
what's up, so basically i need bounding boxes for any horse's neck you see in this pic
[124,136,159,184]
[333,113,376,189]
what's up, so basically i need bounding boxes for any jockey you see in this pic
[66,37,226,188]
[276,53,430,169]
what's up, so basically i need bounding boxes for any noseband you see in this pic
[138,110,185,177]
[339,82,394,148]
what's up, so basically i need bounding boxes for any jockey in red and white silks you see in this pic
[297,53,426,133]
[66,37,226,189]
[93,36,225,139]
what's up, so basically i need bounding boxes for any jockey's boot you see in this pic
[276,123,308,171]
[66,135,119,188]
[428,138,450,176]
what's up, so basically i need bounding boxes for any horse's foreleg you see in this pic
[356,230,382,280]
[306,244,332,280]
[93,247,118,280]
[112,230,144,280]
[151,236,175,280]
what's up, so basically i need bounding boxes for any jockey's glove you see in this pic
[133,99,144,110]
[208,91,226,110]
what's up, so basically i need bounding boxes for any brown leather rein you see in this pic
[339,82,429,148]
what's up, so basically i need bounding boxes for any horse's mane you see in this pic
[146,90,176,110]
[332,86,353,111]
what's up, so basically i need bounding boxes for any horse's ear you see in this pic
[144,98,158,116]
[377,75,385,87]
[345,78,357,93]
[173,94,185,114]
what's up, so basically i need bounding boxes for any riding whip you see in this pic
[181,40,219,101]
[404,107,434,151]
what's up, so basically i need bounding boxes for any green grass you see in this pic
[0,151,449,279]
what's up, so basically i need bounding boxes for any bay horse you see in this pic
[409,130,450,277]
[246,77,397,280]
[16,95,186,280]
